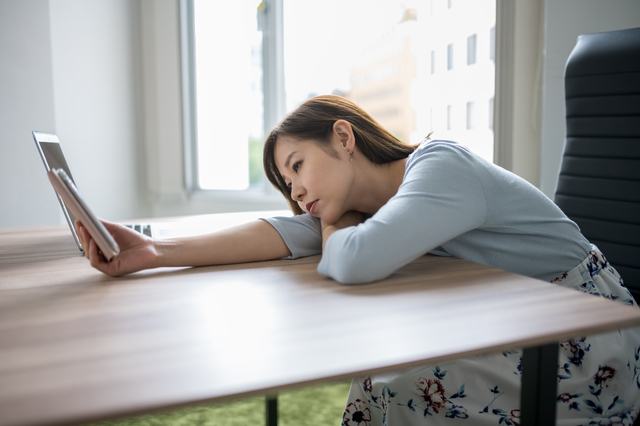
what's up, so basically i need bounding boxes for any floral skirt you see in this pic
[342,245,640,426]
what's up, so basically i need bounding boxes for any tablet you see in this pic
[48,168,120,261]
[33,131,83,251]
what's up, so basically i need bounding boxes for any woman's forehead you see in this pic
[275,135,307,150]
[274,137,310,165]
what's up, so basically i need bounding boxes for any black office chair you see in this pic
[554,26,640,304]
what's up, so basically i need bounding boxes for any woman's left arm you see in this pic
[321,211,365,252]
[318,144,487,284]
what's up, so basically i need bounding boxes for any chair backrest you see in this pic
[554,27,640,302]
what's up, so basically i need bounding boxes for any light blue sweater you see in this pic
[262,140,591,284]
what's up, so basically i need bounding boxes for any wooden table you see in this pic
[1,212,640,426]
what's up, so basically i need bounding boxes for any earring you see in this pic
[344,146,353,162]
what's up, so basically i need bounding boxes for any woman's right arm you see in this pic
[75,219,291,277]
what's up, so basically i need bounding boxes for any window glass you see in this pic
[190,0,496,191]
[421,0,496,161]
[193,0,263,190]
[430,50,435,74]
[466,101,475,129]
[283,0,495,155]
[467,34,477,65]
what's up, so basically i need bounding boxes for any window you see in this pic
[466,101,475,129]
[183,0,497,191]
[190,0,264,190]
[429,108,434,131]
[284,0,418,144]
[430,50,435,74]
[467,34,477,65]
[411,0,495,162]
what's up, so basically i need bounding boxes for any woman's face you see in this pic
[274,135,354,224]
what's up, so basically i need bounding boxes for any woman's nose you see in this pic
[291,182,305,201]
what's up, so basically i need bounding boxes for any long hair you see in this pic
[263,95,419,214]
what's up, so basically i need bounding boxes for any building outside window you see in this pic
[414,0,496,161]
[466,101,475,129]
[186,0,496,192]
[467,34,477,65]
[430,50,435,74]
[429,108,434,132]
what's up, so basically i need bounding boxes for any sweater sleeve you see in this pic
[260,214,323,259]
[318,142,487,284]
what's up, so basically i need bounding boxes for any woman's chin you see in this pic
[319,214,340,226]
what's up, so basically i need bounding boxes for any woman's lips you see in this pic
[306,200,318,214]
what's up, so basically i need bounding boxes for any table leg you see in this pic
[267,396,278,426]
[520,343,559,426]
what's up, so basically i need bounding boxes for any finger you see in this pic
[99,219,120,230]
[88,239,110,274]
[88,239,100,268]
[78,225,92,259]
[100,219,124,234]
[90,239,123,277]
[100,220,139,243]
[74,221,85,249]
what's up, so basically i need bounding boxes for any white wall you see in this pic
[540,0,640,198]
[49,0,149,222]
[0,0,149,228]
[0,0,60,227]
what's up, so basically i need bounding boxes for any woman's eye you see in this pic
[292,161,301,173]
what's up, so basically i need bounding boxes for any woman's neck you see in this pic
[351,157,408,215]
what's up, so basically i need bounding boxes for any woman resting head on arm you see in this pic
[77,94,640,425]
[263,94,418,249]
[75,95,416,277]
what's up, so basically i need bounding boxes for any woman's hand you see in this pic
[321,211,364,251]
[74,220,159,277]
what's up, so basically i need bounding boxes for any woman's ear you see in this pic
[333,120,356,153]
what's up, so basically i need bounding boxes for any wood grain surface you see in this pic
[1,218,640,426]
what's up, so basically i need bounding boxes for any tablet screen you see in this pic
[39,142,79,229]
[40,142,75,180]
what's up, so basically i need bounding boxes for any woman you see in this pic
[77,95,640,425]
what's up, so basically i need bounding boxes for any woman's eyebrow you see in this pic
[284,151,297,169]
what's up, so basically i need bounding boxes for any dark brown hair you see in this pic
[263,95,419,215]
